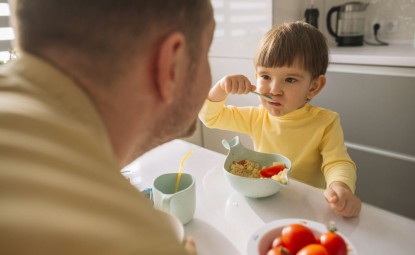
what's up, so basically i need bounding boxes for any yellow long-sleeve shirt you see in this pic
[199,99,356,192]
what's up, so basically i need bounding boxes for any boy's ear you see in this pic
[307,75,326,100]
[155,32,186,104]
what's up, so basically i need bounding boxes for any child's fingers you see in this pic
[221,75,253,94]
[241,79,253,94]
[328,187,347,212]
[225,81,236,94]
[335,199,358,217]
[326,182,362,217]
[338,196,362,217]
[234,77,251,94]
[333,196,347,213]
[324,186,338,204]
[235,78,246,94]
[222,77,237,94]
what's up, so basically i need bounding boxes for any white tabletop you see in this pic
[122,139,415,255]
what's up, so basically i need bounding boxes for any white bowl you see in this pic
[247,218,358,255]
[222,136,291,198]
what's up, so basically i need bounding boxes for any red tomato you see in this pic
[266,246,291,255]
[280,224,316,254]
[319,231,347,255]
[260,163,285,177]
[271,237,282,248]
[297,244,329,255]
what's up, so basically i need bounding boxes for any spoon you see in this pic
[250,91,275,102]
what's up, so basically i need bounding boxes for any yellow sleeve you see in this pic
[198,99,257,135]
[320,115,357,193]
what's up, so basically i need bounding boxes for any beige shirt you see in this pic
[0,53,187,254]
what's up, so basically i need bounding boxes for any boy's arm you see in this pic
[320,115,356,192]
[207,82,228,102]
[199,74,258,134]
[208,75,255,102]
[320,115,361,217]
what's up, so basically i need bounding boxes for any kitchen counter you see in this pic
[122,139,415,255]
[327,44,415,77]
[329,44,415,68]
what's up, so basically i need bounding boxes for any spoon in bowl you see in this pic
[250,91,275,102]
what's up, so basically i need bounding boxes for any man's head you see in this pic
[254,21,328,79]
[12,0,215,165]
[13,0,213,81]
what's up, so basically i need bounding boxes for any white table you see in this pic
[122,140,415,255]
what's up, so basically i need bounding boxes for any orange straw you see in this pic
[174,150,193,193]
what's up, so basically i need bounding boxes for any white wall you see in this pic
[196,0,273,153]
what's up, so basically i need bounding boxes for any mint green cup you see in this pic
[153,173,196,225]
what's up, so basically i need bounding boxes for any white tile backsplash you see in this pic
[209,0,272,58]
[273,0,415,45]
[364,0,415,42]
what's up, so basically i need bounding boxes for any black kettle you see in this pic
[326,1,369,46]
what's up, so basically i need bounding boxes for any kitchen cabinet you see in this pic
[313,63,415,220]
[313,41,415,220]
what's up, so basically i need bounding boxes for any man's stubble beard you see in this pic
[147,67,200,144]
[126,57,203,165]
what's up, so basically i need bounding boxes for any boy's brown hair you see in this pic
[254,21,328,79]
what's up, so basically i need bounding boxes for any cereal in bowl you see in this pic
[230,160,288,183]
[230,160,261,178]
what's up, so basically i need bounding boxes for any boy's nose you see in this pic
[270,82,283,96]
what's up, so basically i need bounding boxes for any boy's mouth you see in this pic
[268,101,282,107]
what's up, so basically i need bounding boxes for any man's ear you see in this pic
[307,75,326,100]
[155,32,186,103]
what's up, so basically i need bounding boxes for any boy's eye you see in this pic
[285,77,297,83]
[260,75,271,80]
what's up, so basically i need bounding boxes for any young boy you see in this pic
[199,21,361,217]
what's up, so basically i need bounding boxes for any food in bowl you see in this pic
[267,223,348,255]
[230,159,261,178]
[222,136,292,198]
[230,160,288,184]
[247,219,356,255]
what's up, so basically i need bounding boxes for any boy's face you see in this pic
[256,58,325,117]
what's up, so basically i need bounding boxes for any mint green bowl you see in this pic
[222,136,291,198]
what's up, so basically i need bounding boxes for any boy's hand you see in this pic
[208,75,255,102]
[324,181,361,218]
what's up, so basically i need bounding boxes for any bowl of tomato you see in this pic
[222,136,291,198]
[247,218,357,255]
